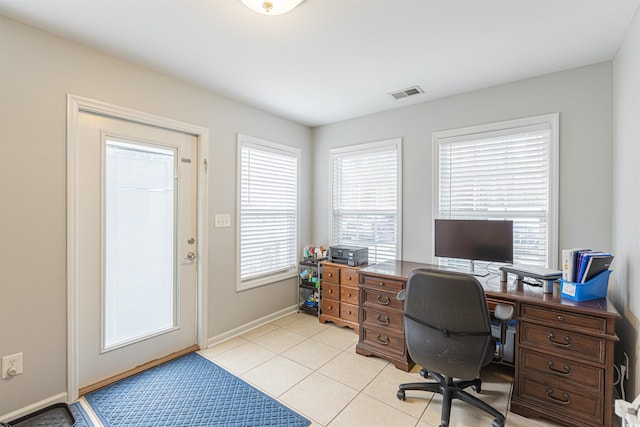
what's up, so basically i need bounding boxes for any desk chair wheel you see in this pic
[492,418,504,427]
[397,389,406,401]
[472,383,481,393]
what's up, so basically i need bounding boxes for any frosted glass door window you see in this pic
[104,139,177,350]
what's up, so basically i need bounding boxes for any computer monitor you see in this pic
[434,219,514,275]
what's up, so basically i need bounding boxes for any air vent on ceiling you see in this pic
[389,85,424,100]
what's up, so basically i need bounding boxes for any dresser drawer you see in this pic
[340,302,358,323]
[341,268,359,285]
[521,304,607,334]
[360,326,405,356]
[518,374,603,425]
[362,307,404,332]
[322,282,340,300]
[323,265,341,284]
[321,298,339,317]
[519,321,606,364]
[362,287,403,311]
[360,275,405,292]
[519,348,604,393]
[341,285,358,305]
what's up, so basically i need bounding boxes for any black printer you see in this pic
[329,245,368,266]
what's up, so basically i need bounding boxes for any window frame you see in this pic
[236,133,301,291]
[432,113,559,268]
[329,138,403,263]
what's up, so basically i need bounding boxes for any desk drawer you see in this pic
[361,287,403,311]
[519,348,604,393]
[340,302,358,323]
[518,374,603,425]
[341,285,359,305]
[519,322,606,364]
[323,266,341,284]
[521,304,607,334]
[341,268,359,285]
[360,326,405,356]
[322,283,340,300]
[321,298,339,318]
[360,275,405,292]
[362,308,404,332]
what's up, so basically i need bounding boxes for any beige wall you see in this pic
[312,63,614,263]
[613,6,640,399]
[0,16,312,415]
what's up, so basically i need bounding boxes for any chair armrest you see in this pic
[397,289,406,301]
[493,304,514,321]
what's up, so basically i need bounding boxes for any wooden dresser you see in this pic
[354,260,620,427]
[319,261,363,333]
[511,301,619,426]
[356,262,416,371]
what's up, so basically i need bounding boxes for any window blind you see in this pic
[331,140,401,263]
[436,117,558,268]
[239,136,299,288]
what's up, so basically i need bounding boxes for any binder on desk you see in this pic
[562,248,590,282]
[580,255,614,283]
[575,251,610,283]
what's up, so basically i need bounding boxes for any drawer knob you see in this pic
[376,295,391,305]
[379,281,385,286]
[376,334,389,345]
[557,315,564,322]
[546,388,571,405]
[547,361,572,376]
[548,333,572,347]
[376,314,390,325]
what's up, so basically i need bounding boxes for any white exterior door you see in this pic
[75,111,198,390]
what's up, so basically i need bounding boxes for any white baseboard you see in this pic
[207,304,298,347]
[0,392,68,423]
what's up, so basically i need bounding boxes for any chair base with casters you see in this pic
[397,369,504,427]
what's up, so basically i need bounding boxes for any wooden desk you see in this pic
[355,260,620,427]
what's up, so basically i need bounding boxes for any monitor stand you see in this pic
[440,260,489,277]
[466,260,488,277]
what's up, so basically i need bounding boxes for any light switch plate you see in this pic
[214,214,231,228]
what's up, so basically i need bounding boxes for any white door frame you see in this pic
[66,94,209,402]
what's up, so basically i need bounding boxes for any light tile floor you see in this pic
[199,312,566,427]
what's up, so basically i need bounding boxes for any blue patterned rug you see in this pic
[70,402,92,427]
[84,352,310,426]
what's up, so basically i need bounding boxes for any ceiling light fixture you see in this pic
[240,0,306,16]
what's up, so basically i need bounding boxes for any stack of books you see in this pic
[561,248,614,284]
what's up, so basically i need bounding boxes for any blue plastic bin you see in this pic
[559,270,612,301]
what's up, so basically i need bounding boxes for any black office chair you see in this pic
[396,268,513,427]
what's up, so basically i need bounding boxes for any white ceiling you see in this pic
[1,0,638,127]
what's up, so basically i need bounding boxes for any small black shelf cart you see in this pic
[298,259,321,316]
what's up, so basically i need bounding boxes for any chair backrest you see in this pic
[403,268,494,380]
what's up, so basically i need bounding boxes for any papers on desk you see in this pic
[562,248,614,283]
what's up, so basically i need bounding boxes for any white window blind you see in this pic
[238,135,300,290]
[331,139,402,263]
[435,114,559,268]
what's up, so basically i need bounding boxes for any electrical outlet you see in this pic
[624,352,629,380]
[2,352,23,379]
[214,213,231,228]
